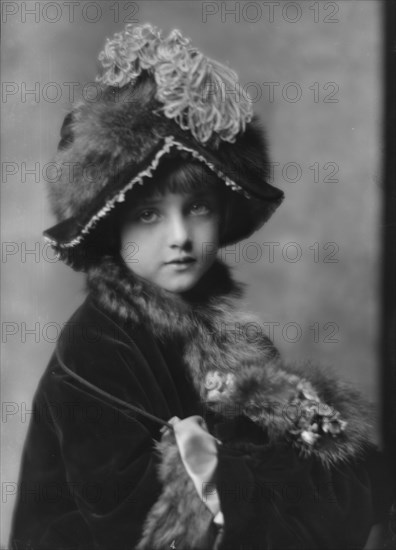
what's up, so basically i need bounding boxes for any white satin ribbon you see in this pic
[165,416,224,525]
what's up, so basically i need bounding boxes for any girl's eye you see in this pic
[190,202,211,215]
[138,210,158,223]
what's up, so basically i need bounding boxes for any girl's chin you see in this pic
[127,261,214,293]
[160,274,200,293]
[157,260,216,293]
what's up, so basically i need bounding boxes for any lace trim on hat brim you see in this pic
[44,135,252,249]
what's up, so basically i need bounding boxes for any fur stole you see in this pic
[86,255,376,549]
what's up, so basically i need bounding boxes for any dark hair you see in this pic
[80,154,237,268]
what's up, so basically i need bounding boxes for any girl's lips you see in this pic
[167,258,196,264]
[166,259,197,270]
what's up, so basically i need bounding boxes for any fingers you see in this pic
[168,416,181,426]
[160,416,181,437]
[160,415,210,439]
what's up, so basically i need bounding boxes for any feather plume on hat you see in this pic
[96,23,253,148]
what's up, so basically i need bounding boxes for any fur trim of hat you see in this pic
[43,23,284,271]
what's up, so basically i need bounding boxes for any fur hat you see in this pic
[43,23,284,271]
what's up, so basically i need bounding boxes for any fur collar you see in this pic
[86,255,376,468]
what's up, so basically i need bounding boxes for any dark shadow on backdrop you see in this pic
[382,0,396,506]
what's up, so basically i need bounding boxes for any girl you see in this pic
[9,23,393,550]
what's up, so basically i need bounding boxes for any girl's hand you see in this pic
[160,415,181,439]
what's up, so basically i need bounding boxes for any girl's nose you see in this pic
[168,213,191,247]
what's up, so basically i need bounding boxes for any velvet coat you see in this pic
[9,256,393,550]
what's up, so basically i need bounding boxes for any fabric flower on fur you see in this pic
[290,381,348,447]
[204,370,236,402]
[96,23,253,147]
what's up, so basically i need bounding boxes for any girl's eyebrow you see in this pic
[133,193,166,207]
[137,190,215,205]
[137,196,162,205]
[191,190,216,198]
[186,190,217,201]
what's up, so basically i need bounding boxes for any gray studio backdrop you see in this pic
[1,1,382,545]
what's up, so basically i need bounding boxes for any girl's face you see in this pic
[119,188,221,293]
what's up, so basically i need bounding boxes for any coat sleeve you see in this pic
[9,325,175,550]
[214,440,394,550]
